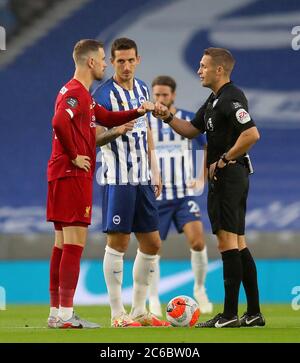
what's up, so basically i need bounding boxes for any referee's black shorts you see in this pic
[207,162,249,235]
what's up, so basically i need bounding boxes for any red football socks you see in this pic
[59,244,83,307]
[49,246,63,308]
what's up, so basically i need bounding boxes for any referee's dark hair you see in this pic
[204,47,235,75]
[151,75,177,93]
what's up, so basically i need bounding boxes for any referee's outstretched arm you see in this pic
[163,116,201,139]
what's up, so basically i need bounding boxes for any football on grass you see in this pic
[166,295,200,327]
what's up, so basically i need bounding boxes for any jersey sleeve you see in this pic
[52,109,77,160]
[222,94,256,133]
[184,110,207,146]
[93,103,140,127]
[190,104,206,133]
[56,90,83,119]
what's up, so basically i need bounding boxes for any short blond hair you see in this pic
[73,39,104,65]
[204,47,235,75]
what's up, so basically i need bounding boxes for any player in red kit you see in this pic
[47,39,155,328]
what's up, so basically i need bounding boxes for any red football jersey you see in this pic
[48,79,97,181]
[47,78,141,182]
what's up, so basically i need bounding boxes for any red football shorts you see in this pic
[47,176,93,225]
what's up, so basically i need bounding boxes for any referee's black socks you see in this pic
[240,247,261,315]
[221,249,242,319]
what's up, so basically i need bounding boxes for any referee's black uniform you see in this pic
[190,81,264,327]
[191,81,255,236]
[163,47,264,328]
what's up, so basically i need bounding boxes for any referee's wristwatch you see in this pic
[163,112,174,124]
[221,153,230,165]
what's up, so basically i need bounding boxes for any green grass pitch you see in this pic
[0,304,299,343]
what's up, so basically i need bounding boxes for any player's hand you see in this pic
[154,183,162,198]
[153,102,169,119]
[137,101,155,115]
[209,161,218,180]
[153,176,162,198]
[116,120,136,135]
[187,178,204,193]
[209,159,235,180]
[72,155,91,172]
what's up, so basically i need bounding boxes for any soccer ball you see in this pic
[166,295,200,327]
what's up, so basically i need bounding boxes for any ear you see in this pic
[87,56,94,69]
[110,57,114,65]
[216,65,223,75]
[136,55,141,65]
[171,91,176,102]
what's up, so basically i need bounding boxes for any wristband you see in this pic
[163,112,174,124]
[221,153,230,165]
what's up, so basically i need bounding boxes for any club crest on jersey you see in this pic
[206,117,214,131]
[84,206,91,217]
[139,95,146,104]
[130,98,138,108]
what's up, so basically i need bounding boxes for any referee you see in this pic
[156,47,265,328]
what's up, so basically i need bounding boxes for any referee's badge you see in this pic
[236,108,251,124]
[206,117,214,131]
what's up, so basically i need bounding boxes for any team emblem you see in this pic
[113,215,121,225]
[139,95,146,104]
[84,206,91,217]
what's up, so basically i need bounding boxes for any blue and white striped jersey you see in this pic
[93,77,151,185]
[149,109,206,200]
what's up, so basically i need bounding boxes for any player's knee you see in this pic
[107,234,130,252]
[140,239,161,255]
[150,239,161,254]
[108,241,128,253]
[189,238,205,251]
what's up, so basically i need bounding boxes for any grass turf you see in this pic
[0,304,299,343]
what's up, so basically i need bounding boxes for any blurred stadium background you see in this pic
[0,0,299,308]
